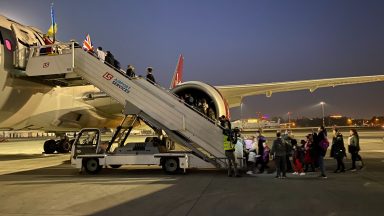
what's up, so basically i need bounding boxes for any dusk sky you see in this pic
[1,0,383,119]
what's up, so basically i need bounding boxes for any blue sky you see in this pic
[1,0,384,119]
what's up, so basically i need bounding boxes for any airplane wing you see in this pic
[216,75,384,108]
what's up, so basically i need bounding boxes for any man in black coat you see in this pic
[330,128,346,173]
[146,67,156,84]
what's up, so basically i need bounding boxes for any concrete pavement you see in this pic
[0,130,383,216]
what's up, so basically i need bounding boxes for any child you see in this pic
[292,140,305,175]
[246,136,258,175]
[256,142,270,173]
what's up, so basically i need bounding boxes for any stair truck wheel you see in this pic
[43,139,56,154]
[83,158,102,174]
[110,165,122,169]
[57,140,71,153]
[162,157,180,174]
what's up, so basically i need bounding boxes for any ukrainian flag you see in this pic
[47,24,57,37]
[47,3,57,39]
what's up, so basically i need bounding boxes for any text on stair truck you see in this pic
[103,72,131,93]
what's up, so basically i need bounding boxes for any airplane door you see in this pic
[0,30,3,68]
[10,23,39,69]
[0,27,19,89]
[0,30,5,90]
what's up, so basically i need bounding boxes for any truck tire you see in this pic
[43,139,56,154]
[110,165,122,169]
[84,158,102,174]
[57,140,71,153]
[162,157,179,174]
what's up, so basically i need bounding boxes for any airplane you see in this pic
[1,14,384,153]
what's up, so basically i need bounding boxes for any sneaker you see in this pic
[350,169,357,172]
[318,174,327,179]
[334,170,340,173]
[299,172,306,176]
[275,176,280,179]
[246,171,253,175]
[340,169,345,173]
[292,172,298,175]
[235,174,242,177]
[281,176,287,179]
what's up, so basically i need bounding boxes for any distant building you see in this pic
[232,118,280,131]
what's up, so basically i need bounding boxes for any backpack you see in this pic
[320,139,329,151]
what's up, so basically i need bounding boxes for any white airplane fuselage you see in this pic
[1,14,383,134]
[0,15,124,131]
[0,77,123,132]
[0,15,228,133]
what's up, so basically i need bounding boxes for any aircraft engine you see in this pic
[171,81,229,119]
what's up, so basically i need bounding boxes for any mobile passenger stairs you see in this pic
[18,42,241,174]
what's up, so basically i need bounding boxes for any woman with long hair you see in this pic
[331,128,346,173]
[348,129,364,171]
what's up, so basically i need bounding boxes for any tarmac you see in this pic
[0,130,383,216]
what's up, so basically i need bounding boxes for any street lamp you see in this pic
[320,101,325,126]
[287,112,291,128]
[240,101,244,120]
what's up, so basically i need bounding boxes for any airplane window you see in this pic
[5,39,12,51]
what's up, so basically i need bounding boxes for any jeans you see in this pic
[318,155,326,176]
[275,156,287,177]
[335,157,345,171]
[351,152,363,169]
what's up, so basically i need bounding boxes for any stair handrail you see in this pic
[76,47,223,129]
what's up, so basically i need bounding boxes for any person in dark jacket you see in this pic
[126,65,136,77]
[255,130,267,173]
[105,51,114,66]
[271,132,287,179]
[219,115,231,129]
[304,134,315,172]
[114,59,121,69]
[255,142,270,173]
[316,126,328,179]
[330,128,346,173]
[348,129,364,171]
[282,130,295,172]
[146,67,156,84]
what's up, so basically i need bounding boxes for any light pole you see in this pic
[287,112,291,128]
[240,102,244,121]
[320,101,325,126]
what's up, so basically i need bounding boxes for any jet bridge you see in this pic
[22,42,227,168]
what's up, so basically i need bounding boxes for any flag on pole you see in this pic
[47,23,57,37]
[82,34,94,52]
[47,3,57,41]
